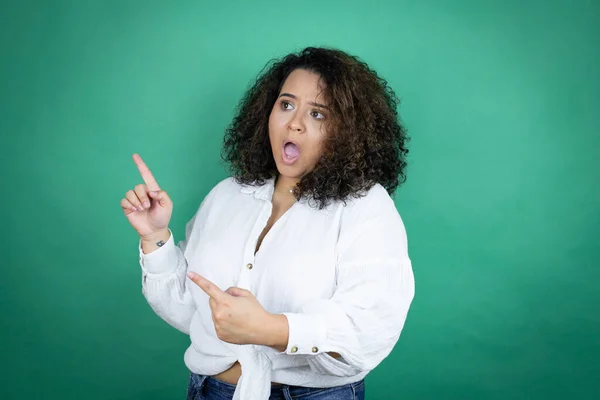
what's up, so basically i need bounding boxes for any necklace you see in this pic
[274,187,294,195]
[274,176,295,194]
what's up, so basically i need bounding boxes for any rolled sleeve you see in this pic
[281,312,327,355]
[277,189,415,377]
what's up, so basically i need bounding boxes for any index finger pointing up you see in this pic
[132,153,160,192]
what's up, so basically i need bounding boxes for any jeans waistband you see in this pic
[195,373,364,400]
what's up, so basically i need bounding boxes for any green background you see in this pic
[1,0,598,399]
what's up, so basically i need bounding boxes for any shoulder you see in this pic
[209,176,244,197]
[193,176,243,213]
[342,183,402,223]
[337,183,408,253]
[201,176,248,200]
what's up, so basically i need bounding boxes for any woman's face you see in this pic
[268,68,329,182]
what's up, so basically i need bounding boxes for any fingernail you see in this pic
[144,201,150,208]
[187,272,196,279]
[151,191,158,196]
[131,207,137,211]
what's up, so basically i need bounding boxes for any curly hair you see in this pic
[221,46,409,209]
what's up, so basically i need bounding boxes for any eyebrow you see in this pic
[279,93,330,110]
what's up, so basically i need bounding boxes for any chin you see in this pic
[275,163,305,179]
[276,169,304,180]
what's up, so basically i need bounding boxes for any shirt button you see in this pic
[312,347,318,353]
[290,346,298,353]
[246,263,253,270]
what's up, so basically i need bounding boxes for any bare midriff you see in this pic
[212,361,282,386]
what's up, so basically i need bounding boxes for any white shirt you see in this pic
[139,176,415,399]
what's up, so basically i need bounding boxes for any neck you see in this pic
[274,175,298,198]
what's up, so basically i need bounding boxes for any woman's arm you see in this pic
[266,206,415,376]
[140,217,197,334]
[139,184,219,334]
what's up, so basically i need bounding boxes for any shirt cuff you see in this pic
[281,312,327,356]
[138,229,179,275]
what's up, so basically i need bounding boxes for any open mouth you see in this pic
[282,140,300,165]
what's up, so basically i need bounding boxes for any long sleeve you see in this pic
[140,218,196,334]
[281,198,415,377]
[139,185,218,334]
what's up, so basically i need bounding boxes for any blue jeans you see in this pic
[186,373,365,400]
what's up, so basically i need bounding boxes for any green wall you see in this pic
[2,0,598,398]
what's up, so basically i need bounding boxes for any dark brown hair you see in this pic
[221,46,409,209]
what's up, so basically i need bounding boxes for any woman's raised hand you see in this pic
[121,153,173,239]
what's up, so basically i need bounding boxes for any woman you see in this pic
[121,47,415,400]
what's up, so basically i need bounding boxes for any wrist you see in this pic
[140,229,171,255]
[141,228,170,243]
[262,313,289,351]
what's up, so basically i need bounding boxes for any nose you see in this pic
[288,111,305,133]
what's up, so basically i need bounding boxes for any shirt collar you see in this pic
[239,176,276,201]
[240,176,327,209]
[240,176,312,206]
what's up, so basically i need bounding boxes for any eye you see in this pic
[310,110,325,120]
[281,100,293,110]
